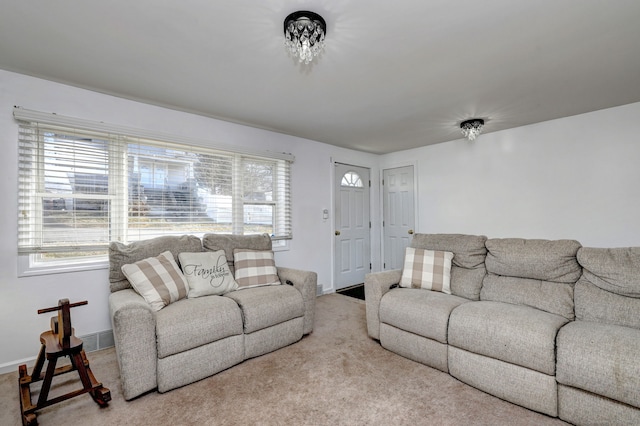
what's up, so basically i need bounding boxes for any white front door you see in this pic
[383,166,415,270]
[334,163,371,290]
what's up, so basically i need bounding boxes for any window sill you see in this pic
[18,255,109,278]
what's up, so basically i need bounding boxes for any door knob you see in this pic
[408,229,414,235]
[335,230,341,236]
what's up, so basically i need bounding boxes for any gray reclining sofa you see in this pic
[109,233,316,400]
[365,233,640,425]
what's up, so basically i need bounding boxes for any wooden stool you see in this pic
[18,299,111,426]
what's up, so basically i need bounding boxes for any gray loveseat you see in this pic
[365,233,639,425]
[109,233,316,400]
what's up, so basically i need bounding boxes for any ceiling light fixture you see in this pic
[284,11,326,65]
[460,119,485,141]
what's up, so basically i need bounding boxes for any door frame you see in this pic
[330,158,375,293]
[380,161,419,271]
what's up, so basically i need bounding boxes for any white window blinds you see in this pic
[16,108,293,256]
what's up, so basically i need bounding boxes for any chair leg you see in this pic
[19,364,38,426]
[30,345,46,381]
[36,356,58,408]
[71,351,92,390]
[72,350,111,407]
[21,412,37,426]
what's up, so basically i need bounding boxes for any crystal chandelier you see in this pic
[284,11,326,65]
[460,119,485,141]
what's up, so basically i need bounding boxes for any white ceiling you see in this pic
[1,1,640,154]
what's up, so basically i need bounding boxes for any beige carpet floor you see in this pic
[1,294,569,425]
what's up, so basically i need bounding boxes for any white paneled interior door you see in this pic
[334,163,371,289]
[383,166,415,270]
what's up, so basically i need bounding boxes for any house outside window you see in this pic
[16,109,293,275]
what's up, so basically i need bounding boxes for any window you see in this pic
[341,171,363,187]
[16,108,293,274]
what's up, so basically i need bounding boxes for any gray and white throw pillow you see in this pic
[400,247,454,294]
[233,249,281,288]
[121,251,189,311]
[178,251,238,297]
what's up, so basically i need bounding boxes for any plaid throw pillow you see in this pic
[121,251,189,311]
[400,247,454,294]
[233,249,281,288]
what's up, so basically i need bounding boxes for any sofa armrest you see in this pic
[109,289,158,400]
[277,266,317,335]
[365,270,402,340]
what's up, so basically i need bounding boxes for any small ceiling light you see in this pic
[460,119,485,141]
[284,11,326,65]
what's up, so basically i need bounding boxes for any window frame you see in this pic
[15,107,293,277]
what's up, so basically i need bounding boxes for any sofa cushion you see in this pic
[411,233,487,269]
[558,385,640,426]
[380,323,449,372]
[485,238,582,283]
[449,268,487,302]
[399,248,453,293]
[574,279,640,330]
[409,234,487,300]
[202,233,272,274]
[233,249,281,288]
[178,251,238,297]
[243,317,304,360]
[557,321,640,410]
[448,301,569,375]
[577,246,640,298]
[380,288,469,343]
[109,235,203,292]
[481,275,575,320]
[157,334,244,394]
[121,251,189,311]
[155,295,243,358]
[482,238,581,318]
[449,346,559,417]
[224,285,304,334]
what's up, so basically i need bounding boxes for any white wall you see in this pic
[0,70,379,371]
[381,101,640,247]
